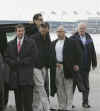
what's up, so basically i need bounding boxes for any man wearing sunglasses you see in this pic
[26,13,43,37]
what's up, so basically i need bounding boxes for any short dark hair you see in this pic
[40,22,50,29]
[15,24,25,31]
[33,13,42,21]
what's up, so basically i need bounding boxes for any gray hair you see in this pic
[56,25,65,32]
[78,22,87,29]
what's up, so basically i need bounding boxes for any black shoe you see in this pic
[72,105,75,108]
[50,109,57,111]
[82,104,91,108]
[64,110,72,111]
[62,109,72,111]
[58,109,72,111]
[57,109,63,111]
[58,109,68,111]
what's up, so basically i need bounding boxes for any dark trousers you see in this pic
[44,68,49,97]
[44,80,49,98]
[73,71,89,104]
[0,81,4,111]
[14,86,33,111]
[4,83,9,107]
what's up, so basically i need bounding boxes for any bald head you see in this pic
[57,26,65,32]
[56,26,66,40]
[78,23,87,29]
[78,23,87,36]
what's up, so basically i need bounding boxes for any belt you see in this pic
[57,61,63,64]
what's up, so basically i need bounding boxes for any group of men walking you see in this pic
[0,13,97,111]
[50,23,97,111]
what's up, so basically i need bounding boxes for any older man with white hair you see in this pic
[71,23,97,108]
[50,26,82,111]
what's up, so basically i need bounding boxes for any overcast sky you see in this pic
[0,0,100,21]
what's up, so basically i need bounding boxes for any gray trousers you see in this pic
[33,67,49,111]
[56,65,73,110]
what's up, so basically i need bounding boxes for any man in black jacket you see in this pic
[0,32,7,111]
[26,13,43,37]
[31,23,51,111]
[50,26,82,111]
[5,24,38,111]
[71,23,97,108]
[0,53,5,111]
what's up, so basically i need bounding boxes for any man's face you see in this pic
[34,16,43,27]
[78,25,86,36]
[16,27,25,39]
[39,27,47,36]
[57,30,65,39]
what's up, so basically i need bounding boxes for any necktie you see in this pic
[17,40,21,53]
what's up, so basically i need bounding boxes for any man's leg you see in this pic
[42,67,50,110]
[4,83,9,108]
[56,66,66,110]
[14,87,23,111]
[44,68,49,98]
[64,78,73,111]
[0,83,4,111]
[23,86,33,111]
[73,79,77,94]
[33,68,46,111]
[82,71,90,106]
[71,75,77,108]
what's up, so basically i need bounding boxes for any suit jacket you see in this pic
[0,32,7,57]
[50,37,82,96]
[0,53,5,85]
[71,32,97,71]
[5,36,38,89]
[0,32,10,84]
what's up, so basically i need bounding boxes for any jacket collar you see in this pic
[55,36,68,42]
[73,32,90,40]
[14,36,27,56]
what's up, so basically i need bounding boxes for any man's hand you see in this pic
[73,65,79,72]
[56,64,62,69]
[92,66,96,70]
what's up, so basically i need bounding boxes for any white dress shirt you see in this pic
[55,39,64,62]
[80,36,86,45]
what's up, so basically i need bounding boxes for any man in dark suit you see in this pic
[71,23,97,108]
[50,26,82,111]
[0,32,7,111]
[0,53,5,111]
[0,84,4,111]
[5,24,38,111]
